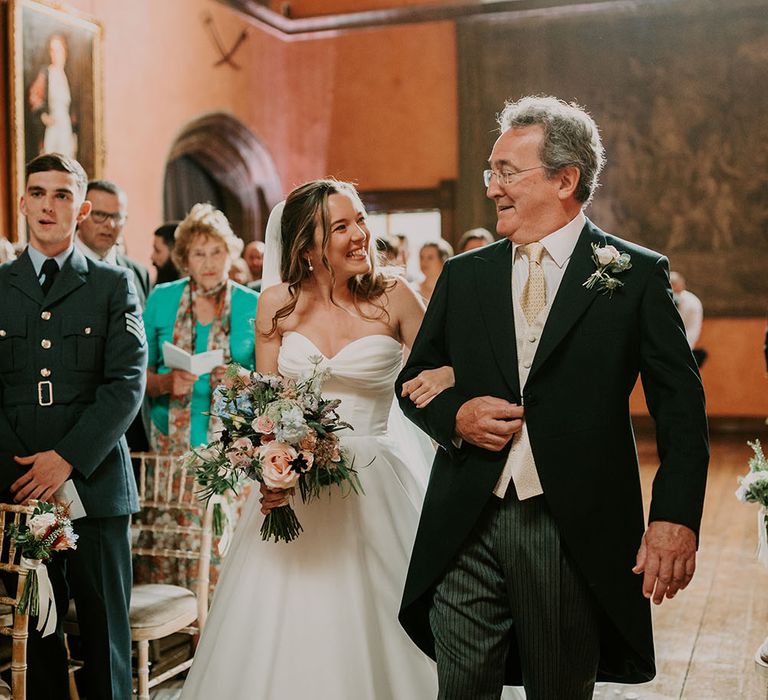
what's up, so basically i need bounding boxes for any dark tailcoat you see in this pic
[396,220,709,684]
[116,252,151,308]
[0,247,147,698]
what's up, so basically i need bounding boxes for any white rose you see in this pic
[595,245,620,266]
[29,512,57,539]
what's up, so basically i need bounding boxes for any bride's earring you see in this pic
[307,258,314,272]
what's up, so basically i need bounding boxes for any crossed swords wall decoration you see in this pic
[203,12,249,69]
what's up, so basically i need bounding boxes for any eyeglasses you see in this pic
[483,166,545,188]
[90,210,127,226]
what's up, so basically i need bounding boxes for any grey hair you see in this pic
[497,95,605,205]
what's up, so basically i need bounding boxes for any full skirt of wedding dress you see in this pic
[181,428,438,700]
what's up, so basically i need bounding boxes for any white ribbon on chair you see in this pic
[757,508,768,568]
[20,556,57,637]
[209,494,235,556]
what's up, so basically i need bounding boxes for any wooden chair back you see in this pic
[0,503,35,700]
[131,452,213,629]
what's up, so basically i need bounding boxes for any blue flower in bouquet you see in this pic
[234,393,255,415]
[212,388,229,417]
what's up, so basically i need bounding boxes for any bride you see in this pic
[181,179,453,699]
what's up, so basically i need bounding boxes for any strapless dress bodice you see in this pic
[278,332,402,437]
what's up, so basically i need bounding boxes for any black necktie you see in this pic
[40,258,60,296]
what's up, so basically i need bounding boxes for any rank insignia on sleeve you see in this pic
[125,312,146,345]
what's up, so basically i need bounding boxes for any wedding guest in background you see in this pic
[76,179,151,307]
[138,203,258,593]
[244,240,265,291]
[376,234,401,266]
[0,153,145,699]
[229,257,252,286]
[417,239,453,303]
[670,271,707,367]
[457,227,495,254]
[152,221,181,285]
[77,179,151,451]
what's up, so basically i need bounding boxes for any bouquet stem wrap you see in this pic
[758,507,768,568]
[260,503,303,543]
[209,495,234,556]
[19,557,57,637]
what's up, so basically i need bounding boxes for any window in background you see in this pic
[366,209,441,281]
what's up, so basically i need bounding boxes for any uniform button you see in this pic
[41,339,52,349]
[40,368,51,378]
[523,359,532,369]
[0,329,5,337]
[41,311,51,321]
[84,327,92,335]
[527,334,537,343]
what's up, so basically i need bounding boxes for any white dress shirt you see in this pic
[75,234,118,265]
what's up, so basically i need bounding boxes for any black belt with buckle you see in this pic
[2,383,97,407]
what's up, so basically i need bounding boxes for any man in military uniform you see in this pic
[0,153,147,699]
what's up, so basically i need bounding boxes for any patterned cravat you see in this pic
[520,242,546,325]
[40,258,60,296]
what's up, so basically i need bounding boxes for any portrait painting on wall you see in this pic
[8,0,103,240]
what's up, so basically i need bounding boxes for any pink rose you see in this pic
[231,437,254,454]
[252,415,275,434]
[260,442,300,490]
[299,430,318,451]
[226,450,251,467]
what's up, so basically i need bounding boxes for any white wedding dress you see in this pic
[181,332,439,699]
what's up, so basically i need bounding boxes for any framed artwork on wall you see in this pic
[8,0,103,241]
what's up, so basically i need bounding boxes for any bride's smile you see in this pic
[309,192,372,281]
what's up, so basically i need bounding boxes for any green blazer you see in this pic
[143,278,258,444]
[396,220,709,685]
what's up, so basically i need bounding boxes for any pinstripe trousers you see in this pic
[429,493,601,700]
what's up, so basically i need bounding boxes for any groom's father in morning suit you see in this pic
[397,97,708,699]
[0,153,146,699]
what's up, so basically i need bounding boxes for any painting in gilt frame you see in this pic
[8,0,103,241]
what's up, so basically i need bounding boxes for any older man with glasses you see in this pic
[76,179,151,307]
[397,95,708,699]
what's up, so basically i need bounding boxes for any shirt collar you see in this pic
[27,241,74,277]
[512,210,586,268]
[75,234,118,265]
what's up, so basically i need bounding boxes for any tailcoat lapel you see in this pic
[8,250,45,305]
[528,221,603,381]
[44,248,88,308]
[474,239,521,399]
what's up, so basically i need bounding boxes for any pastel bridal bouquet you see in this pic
[186,359,364,543]
[735,439,768,567]
[6,501,78,636]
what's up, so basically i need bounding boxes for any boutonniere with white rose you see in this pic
[582,243,632,297]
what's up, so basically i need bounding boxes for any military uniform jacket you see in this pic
[0,247,146,517]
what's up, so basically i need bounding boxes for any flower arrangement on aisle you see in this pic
[185,359,364,543]
[735,439,768,567]
[6,501,78,636]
